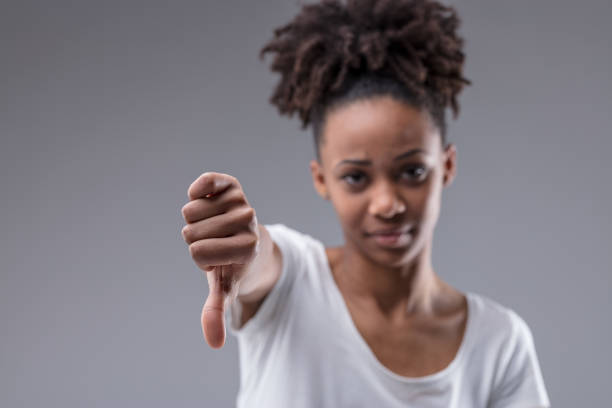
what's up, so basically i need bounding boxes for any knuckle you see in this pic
[244,233,258,251]
[231,234,256,264]
[187,184,199,201]
[225,190,246,208]
[189,240,205,260]
[181,203,190,220]
[181,225,192,242]
[188,242,197,258]
[242,206,255,220]
[236,193,247,205]
[202,171,216,179]
[230,206,255,227]
[231,175,245,191]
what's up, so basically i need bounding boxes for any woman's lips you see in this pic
[368,229,414,248]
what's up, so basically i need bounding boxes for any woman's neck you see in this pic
[335,239,443,321]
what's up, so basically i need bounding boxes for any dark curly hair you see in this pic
[259,0,471,160]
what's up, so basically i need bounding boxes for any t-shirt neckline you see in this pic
[316,240,475,384]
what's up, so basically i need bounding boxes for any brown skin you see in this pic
[182,95,468,375]
[310,95,468,377]
[181,172,280,349]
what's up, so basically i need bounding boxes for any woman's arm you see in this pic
[233,224,283,328]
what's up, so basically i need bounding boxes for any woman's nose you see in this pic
[367,183,406,219]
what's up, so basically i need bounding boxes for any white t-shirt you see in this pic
[227,224,551,408]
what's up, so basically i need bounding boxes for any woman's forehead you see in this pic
[320,96,439,155]
[320,124,439,166]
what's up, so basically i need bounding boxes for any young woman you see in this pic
[180,0,551,406]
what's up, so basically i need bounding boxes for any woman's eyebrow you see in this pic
[334,148,427,168]
[393,148,427,161]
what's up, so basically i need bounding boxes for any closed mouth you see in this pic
[366,226,414,236]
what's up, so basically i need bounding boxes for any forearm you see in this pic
[235,224,281,304]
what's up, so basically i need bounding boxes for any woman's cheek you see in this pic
[337,199,365,231]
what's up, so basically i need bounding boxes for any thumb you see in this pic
[201,266,228,349]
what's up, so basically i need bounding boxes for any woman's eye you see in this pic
[402,166,427,180]
[342,173,366,185]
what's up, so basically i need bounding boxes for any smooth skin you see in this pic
[182,94,467,378]
[310,95,467,377]
[181,173,281,348]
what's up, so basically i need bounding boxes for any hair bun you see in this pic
[260,0,471,130]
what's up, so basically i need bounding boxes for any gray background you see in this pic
[1,0,610,406]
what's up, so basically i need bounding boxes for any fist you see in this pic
[181,172,259,348]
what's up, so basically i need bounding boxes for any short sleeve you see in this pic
[226,223,308,337]
[488,310,551,408]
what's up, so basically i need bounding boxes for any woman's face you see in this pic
[310,95,456,267]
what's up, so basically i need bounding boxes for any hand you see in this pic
[181,172,259,349]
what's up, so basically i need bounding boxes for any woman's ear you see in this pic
[309,159,330,200]
[442,143,457,188]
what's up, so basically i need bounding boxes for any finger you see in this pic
[182,206,255,245]
[201,267,230,349]
[189,231,258,268]
[181,187,247,224]
[188,172,237,201]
